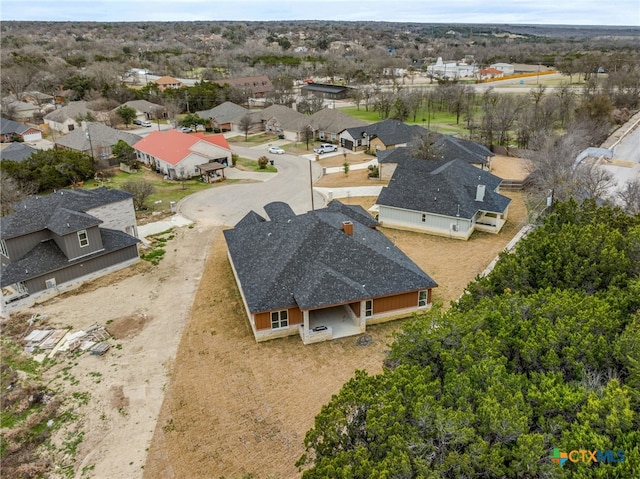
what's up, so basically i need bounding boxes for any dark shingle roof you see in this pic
[0,142,38,162]
[379,134,492,166]
[0,228,139,287]
[1,188,133,240]
[377,158,511,219]
[224,201,436,313]
[1,117,30,135]
[344,119,424,146]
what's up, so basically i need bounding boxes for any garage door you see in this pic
[22,132,42,142]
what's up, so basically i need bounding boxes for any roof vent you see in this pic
[342,221,354,236]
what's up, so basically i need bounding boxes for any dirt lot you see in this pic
[9,157,529,479]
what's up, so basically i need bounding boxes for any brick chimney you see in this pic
[342,221,354,236]
[475,184,486,201]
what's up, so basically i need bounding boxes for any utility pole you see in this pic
[309,159,315,211]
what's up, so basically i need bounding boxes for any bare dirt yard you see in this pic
[6,157,529,479]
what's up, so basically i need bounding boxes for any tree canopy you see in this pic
[298,199,640,478]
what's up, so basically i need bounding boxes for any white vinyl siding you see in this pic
[379,205,473,234]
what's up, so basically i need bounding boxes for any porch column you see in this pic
[359,300,367,332]
[302,310,310,343]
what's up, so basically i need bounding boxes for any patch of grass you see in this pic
[84,168,211,214]
[227,133,277,144]
[234,157,277,173]
[140,248,166,265]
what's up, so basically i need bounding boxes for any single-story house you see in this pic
[246,104,307,141]
[195,101,250,132]
[134,130,232,179]
[0,142,38,162]
[155,76,183,91]
[114,100,167,122]
[0,117,44,143]
[376,156,511,240]
[340,118,424,152]
[224,200,438,344]
[300,83,353,100]
[308,108,368,143]
[0,188,140,313]
[55,122,142,160]
[376,133,492,180]
[478,67,505,80]
[44,101,108,134]
[214,75,274,98]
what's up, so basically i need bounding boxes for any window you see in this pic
[271,310,288,329]
[418,290,428,307]
[0,239,8,258]
[365,300,373,317]
[77,230,89,247]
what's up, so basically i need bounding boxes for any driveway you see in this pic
[177,144,324,227]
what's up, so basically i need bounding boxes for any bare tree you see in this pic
[122,180,155,211]
[1,176,37,216]
[617,179,640,215]
[239,114,253,141]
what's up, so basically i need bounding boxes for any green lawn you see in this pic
[338,106,470,136]
[235,157,277,173]
[226,133,279,144]
[85,168,213,212]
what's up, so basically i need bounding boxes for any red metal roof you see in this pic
[133,130,231,166]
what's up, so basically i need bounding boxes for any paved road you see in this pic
[178,145,324,227]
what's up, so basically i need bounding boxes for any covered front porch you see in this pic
[299,304,365,345]
[475,210,508,234]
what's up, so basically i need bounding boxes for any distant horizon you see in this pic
[2,1,639,26]
[2,20,639,28]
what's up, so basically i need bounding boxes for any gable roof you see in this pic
[344,119,424,146]
[0,142,38,162]
[44,101,94,123]
[118,100,165,115]
[378,134,492,166]
[0,117,41,136]
[195,101,249,123]
[214,75,273,95]
[224,200,436,313]
[0,228,139,287]
[308,108,368,133]
[377,158,510,219]
[132,130,231,166]
[247,104,307,132]
[55,122,142,152]
[1,188,133,240]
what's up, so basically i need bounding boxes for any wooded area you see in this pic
[298,199,640,477]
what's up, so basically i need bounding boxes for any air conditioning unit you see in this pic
[45,278,57,289]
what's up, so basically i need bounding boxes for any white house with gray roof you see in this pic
[224,200,437,344]
[376,156,511,240]
[0,188,140,313]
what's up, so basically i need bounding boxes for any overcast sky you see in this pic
[2,0,639,25]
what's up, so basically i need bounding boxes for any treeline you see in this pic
[298,199,640,478]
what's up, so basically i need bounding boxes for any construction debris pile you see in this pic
[23,322,112,361]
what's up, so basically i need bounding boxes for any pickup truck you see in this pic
[313,143,338,154]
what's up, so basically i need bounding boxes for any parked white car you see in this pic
[268,146,285,154]
[178,126,194,133]
[313,143,338,154]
